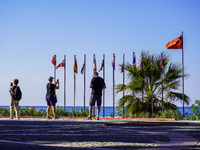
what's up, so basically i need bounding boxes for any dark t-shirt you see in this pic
[46,83,56,96]
[90,76,105,96]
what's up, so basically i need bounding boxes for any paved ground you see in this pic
[0,118,200,150]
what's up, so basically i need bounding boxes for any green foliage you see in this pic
[116,52,189,119]
[0,106,89,118]
[0,108,10,116]
[187,100,200,120]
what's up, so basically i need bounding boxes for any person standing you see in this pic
[87,72,106,120]
[46,77,59,119]
[9,79,22,120]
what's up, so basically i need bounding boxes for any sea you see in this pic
[0,106,193,117]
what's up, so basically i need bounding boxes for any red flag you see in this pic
[139,57,142,71]
[166,35,183,49]
[51,55,56,65]
[74,58,78,73]
[160,54,164,70]
[56,59,65,69]
[121,63,124,73]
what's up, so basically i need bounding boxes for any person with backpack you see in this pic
[46,77,59,119]
[9,79,22,120]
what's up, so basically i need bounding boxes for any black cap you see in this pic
[93,72,98,76]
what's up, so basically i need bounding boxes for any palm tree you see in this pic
[116,52,189,117]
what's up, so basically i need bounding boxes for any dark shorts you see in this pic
[46,95,57,106]
[89,95,102,106]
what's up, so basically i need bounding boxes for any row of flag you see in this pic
[51,53,164,74]
[51,34,182,72]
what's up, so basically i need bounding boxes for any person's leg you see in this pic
[96,95,102,119]
[89,106,93,118]
[87,95,95,120]
[52,105,56,119]
[14,100,20,119]
[97,106,101,118]
[10,97,14,119]
[47,105,51,118]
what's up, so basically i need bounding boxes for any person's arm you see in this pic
[9,87,11,92]
[55,82,59,89]
[103,84,106,89]
[90,84,93,88]
[9,85,12,92]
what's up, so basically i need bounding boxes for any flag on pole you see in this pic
[74,58,78,73]
[151,55,153,63]
[112,54,115,70]
[93,56,97,72]
[139,57,143,71]
[121,63,124,73]
[51,55,56,65]
[166,35,183,49]
[80,62,85,74]
[160,53,164,70]
[56,59,65,69]
[99,59,104,72]
[133,54,136,70]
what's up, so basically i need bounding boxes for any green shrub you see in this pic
[187,100,200,120]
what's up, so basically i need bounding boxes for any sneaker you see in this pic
[46,117,52,120]
[96,116,99,120]
[86,117,92,120]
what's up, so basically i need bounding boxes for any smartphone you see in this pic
[57,79,59,82]
[10,83,13,86]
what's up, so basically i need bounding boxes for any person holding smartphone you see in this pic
[9,79,21,120]
[46,77,59,119]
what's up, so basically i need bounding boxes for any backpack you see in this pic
[12,86,22,101]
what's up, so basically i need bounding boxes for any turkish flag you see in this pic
[56,59,65,69]
[166,35,183,49]
[51,55,56,65]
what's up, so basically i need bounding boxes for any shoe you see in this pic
[86,117,92,120]
[96,116,99,120]
[46,117,52,120]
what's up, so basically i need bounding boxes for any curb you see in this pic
[0,116,175,121]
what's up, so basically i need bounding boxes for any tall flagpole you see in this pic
[74,55,76,113]
[182,31,185,115]
[113,53,115,118]
[64,55,66,110]
[93,54,96,117]
[54,55,56,84]
[132,52,135,103]
[142,53,144,102]
[161,53,164,112]
[122,53,125,118]
[151,55,153,115]
[103,54,105,118]
[84,54,86,111]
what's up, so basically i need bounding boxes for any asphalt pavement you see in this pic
[0,118,199,150]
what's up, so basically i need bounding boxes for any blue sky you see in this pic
[0,0,200,107]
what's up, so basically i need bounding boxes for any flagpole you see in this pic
[142,53,144,102]
[113,53,115,118]
[54,55,56,84]
[161,53,164,112]
[103,54,105,118]
[151,55,153,116]
[132,52,135,103]
[74,55,76,114]
[64,55,66,110]
[182,31,185,115]
[84,54,86,111]
[122,53,125,117]
[93,54,95,117]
